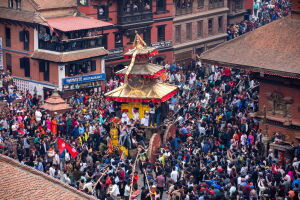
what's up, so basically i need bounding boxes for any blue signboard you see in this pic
[63,73,106,85]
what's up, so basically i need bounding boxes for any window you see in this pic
[115,33,123,48]
[8,0,13,8]
[19,30,29,51]
[186,23,192,41]
[143,28,151,46]
[20,57,30,77]
[39,61,50,81]
[175,25,181,43]
[198,0,204,8]
[197,21,203,37]
[234,0,243,10]
[156,0,166,11]
[65,60,96,77]
[157,26,165,42]
[91,60,96,71]
[209,0,224,9]
[16,0,21,10]
[208,18,213,35]
[6,53,12,72]
[5,27,11,47]
[97,5,108,20]
[218,16,223,32]
[78,0,88,6]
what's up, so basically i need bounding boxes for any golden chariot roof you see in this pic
[105,82,178,103]
[105,32,178,103]
[116,62,164,77]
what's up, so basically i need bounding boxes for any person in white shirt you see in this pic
[35,109,42,122]
[109,180,120,200]
[49,165,56,177]
[170,167,179,183]
[124,181,131,199]
[141,111,149,126]
[132,108,139,122]
[121,110,130,124]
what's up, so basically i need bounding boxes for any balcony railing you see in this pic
[117,11,153,26]
[38,35,106,52]
[175,7,193,16]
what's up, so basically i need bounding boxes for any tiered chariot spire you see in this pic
[105,32,178,103]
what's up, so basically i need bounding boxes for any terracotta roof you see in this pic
[116,62,164,76]
[200,16,300,79]
[41,16,113,32]
[31,47,109,63]
[33,0,77,10]
[0,7,42,23]
[41,90,71,111]
[0,154,96,200]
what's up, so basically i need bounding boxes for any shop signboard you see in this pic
[63,73,106,85]
[151,40,172,49]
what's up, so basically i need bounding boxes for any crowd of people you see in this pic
[1,3,299,199]
[1,56,300,200]
[227,0,290,40]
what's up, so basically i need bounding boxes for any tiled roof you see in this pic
[0,7,42,23]
[41,16,113,32]
[200,16,300,79]
[41,89,71,111]
[0,154,96,200]
[31,47,109,63]
[33,0,77,10]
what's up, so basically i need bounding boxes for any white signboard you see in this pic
[0,37,3,70]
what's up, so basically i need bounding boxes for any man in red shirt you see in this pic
[133,171,139,186]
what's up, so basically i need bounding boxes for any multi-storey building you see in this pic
[172,0,228,64]
[227,0,248,24]
[78,0,174,77]
[0,0,111,98]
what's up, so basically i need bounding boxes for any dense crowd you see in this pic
[227,0,290,40]
[1,5,299,200]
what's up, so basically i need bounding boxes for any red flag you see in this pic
[57,137,66,154]
[66,143,78,159]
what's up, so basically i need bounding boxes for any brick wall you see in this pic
[259,80,300,142]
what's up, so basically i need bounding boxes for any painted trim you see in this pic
[154,16,173,22]
[13,76,58,87]
[3,48,31,55]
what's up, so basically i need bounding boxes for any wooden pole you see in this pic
[129,149,141,200]
[92,167,109,193]
[143,169,154,200]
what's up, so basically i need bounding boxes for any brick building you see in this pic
[78,0,174,78]
[227,0,248,24]
[200,7,300,145]
[172,0,228,64]
[0,0,110,98]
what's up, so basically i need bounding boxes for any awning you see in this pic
[42,16,113,32]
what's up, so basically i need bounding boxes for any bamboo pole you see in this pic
[129,149,141,200]
[143,169,154,200]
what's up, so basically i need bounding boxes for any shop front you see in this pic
[61,73,106,98]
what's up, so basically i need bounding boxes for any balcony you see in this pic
[175,7,193,16]
[117,11,153,28]
[38,35,107,52]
